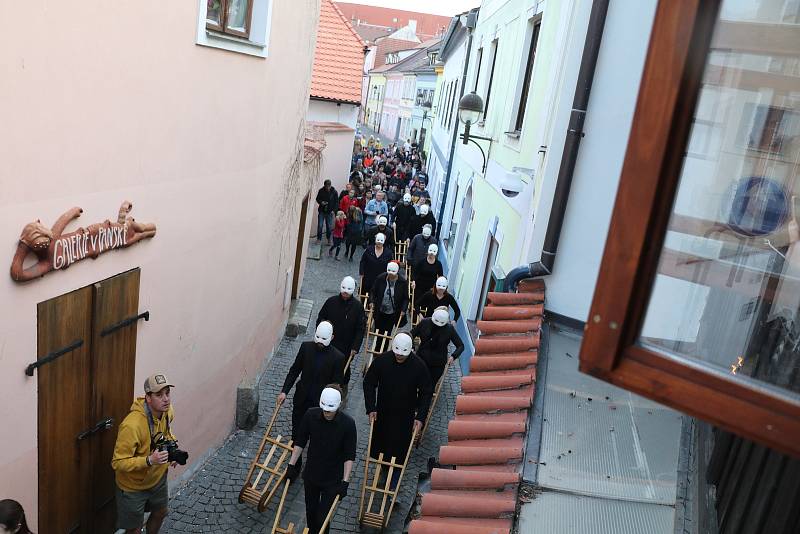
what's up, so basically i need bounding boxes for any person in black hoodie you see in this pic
[316,276,366,390]
[369,261,408,334]
[417,276,462,322]
[411,307,465,386]
[278,322,345,444]
[359,232,393,293]
[392,192,416,242]
[408,203,436,239]
[315,180,339,243]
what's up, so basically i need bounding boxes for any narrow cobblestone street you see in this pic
[162,241,461,533]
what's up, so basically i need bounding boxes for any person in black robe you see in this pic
[416,276,462,321]
[393,193,416,242]
[411,308,465,386]
[316,276,366,391]
[369,262,409,334]
[412,244,443,306]
[285,387,356,534]
[278,321,345,445]
[359,233,393,293]
[408,203,437,239]
[363,333,432,466]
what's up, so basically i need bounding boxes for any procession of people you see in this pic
[269,137,464,533]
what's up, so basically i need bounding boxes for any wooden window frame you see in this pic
[206,0,254,40]
[579,0,800,458]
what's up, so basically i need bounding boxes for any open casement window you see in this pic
[206,0,253,39]
[580,0,800,457]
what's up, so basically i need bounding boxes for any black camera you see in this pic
[153,434,189,465]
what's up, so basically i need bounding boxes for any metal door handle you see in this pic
[77,417,114,441]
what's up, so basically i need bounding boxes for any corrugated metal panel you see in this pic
[519,490,676,534]
[536,330,682,506]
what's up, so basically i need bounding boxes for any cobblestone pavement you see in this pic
[163,244,461,533]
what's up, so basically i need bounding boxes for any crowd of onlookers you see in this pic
[314,136,437,261]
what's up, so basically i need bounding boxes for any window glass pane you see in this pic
[206,0,223,26]
[226,0,250,33]
[639,0,800,399]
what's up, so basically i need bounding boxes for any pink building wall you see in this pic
[0,1,321,528]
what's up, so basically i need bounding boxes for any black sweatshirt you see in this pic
[295,408,357,486]
[363,351,432,423]
[281,342,345,404]
[316,294,366,355]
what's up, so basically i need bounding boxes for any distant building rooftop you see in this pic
[335,2,451,40]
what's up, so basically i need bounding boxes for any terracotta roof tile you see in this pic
[474,333,540,354]
[461,374,534,393]
[455,395,532,414]
[409,281,545,533]
[486,291,545,306]
[481,304,543,320]
[477,318,542,335]
[448,420,527,441]
[310,0,365,105]
[420,490,517,518]
[409,517,512,534]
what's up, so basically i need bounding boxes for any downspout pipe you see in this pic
[436,9,478,239]
[506,0,610,292]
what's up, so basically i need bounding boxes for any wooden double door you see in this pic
[37,269,142,533]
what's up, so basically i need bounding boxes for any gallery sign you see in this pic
[10,201,156,282]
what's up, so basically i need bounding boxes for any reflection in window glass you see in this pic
[207,0,222,27]
[640,0,800,399]
[226,0,250,32]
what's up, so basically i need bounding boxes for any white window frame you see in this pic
[196,0,274,58]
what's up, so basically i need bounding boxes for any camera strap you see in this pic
[144,401,170,441]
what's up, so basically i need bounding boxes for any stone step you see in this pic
[285,298,314,337]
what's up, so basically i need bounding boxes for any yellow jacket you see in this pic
[111,397,176,491]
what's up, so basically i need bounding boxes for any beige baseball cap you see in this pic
[144,373,174,394]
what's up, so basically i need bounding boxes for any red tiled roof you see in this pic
[372,37,421,68]
[409,280,545,534]
[335,2,451,40]
[310,0,366,105]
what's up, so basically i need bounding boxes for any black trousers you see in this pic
[304,479,338,534]
[292,398,314,442]
[428,364,446,387]
[332,341,353,389]
[372,311,398,335]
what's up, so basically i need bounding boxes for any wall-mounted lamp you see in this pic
[458,91,493,173]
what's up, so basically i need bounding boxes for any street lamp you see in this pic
[458,91,492,173]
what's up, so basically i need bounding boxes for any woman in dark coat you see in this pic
[416,275,462,321]
[412,244,443,306]
[345,206,364,261]
[359,232,393,292]
[411,307,465,386]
